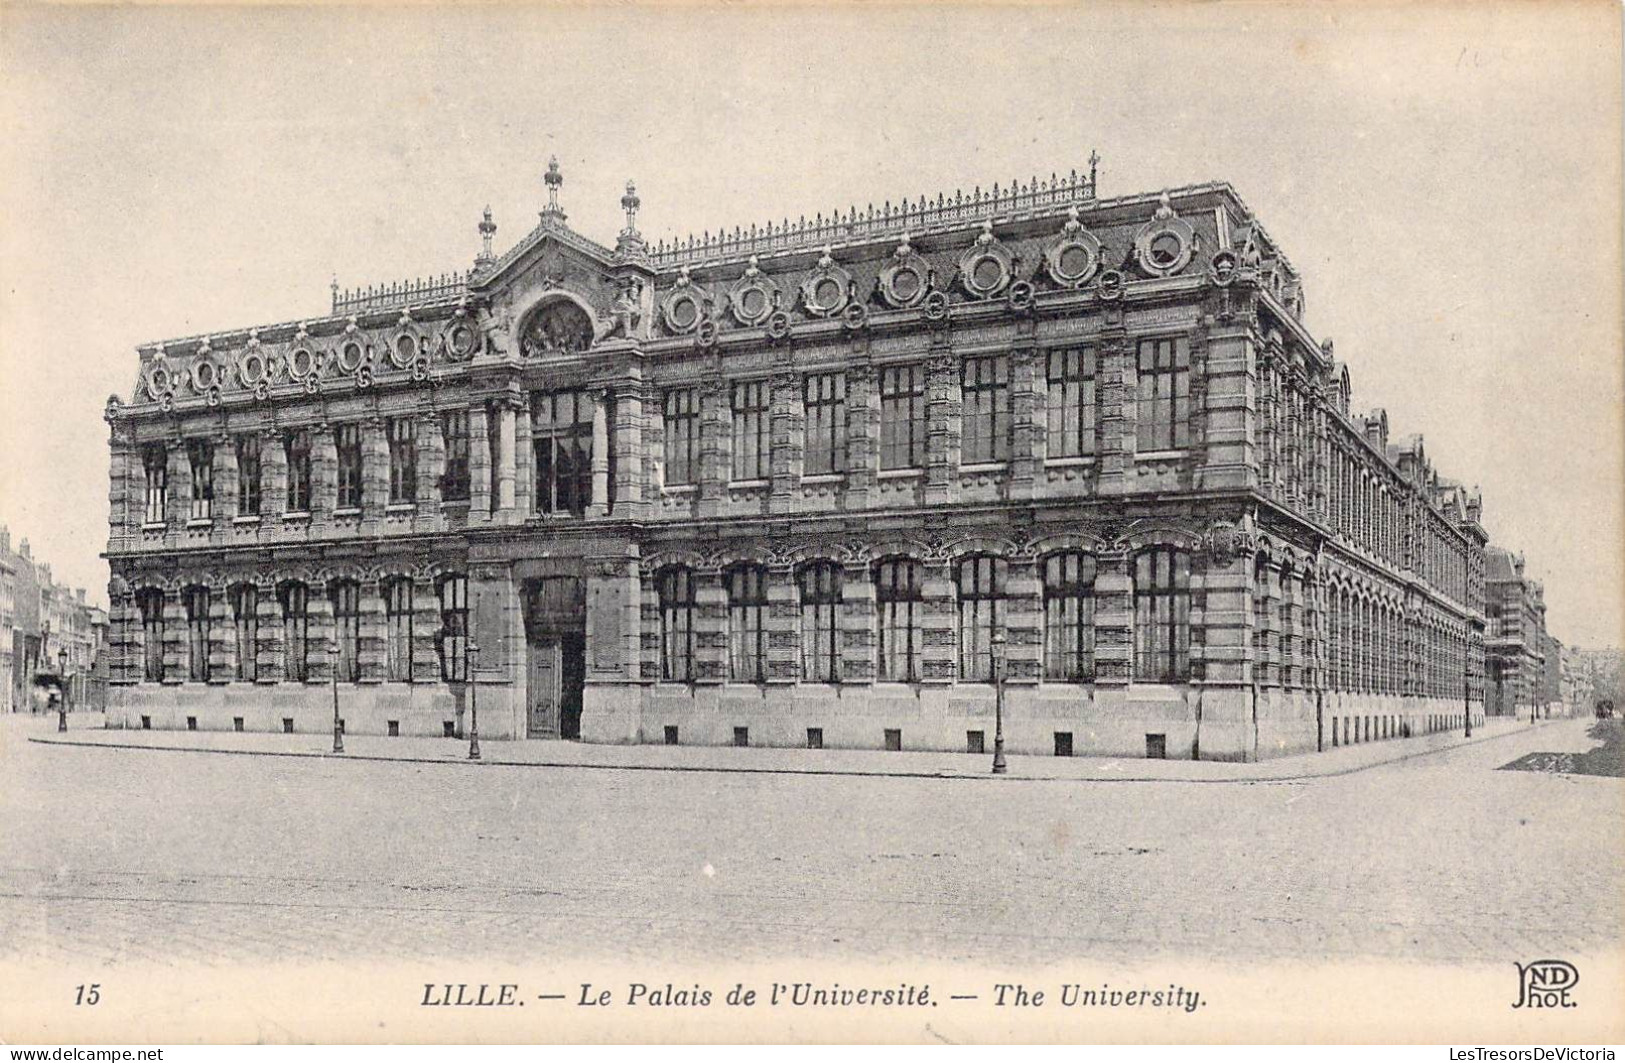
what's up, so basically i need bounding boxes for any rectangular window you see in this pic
[1134,548,1192,682]
[806,727,823,750]
[659,568,695,681]
[884,728,902,752]
[1043,552,1097,681]
[875,558,921,682]
[1136,336,1191,452]
[185,586,210,682]
[280,582,309,682]
[733,726,749,747]
[727,565,768,682]
[142,444,167,524]
[1054,732,1074,757]
[798,561,842,683]
[664,724,680,746]
[441,410,471,501]
[731,381,771,481]
[284,429,312,513]
[1046,347,1097,457]
[966,730,985,754]
[437,575,468,682]
[879,365,927,470]
[186,441,213,521]
[803,373,846,475]
[335,425,362,510]
[957,555,1005,682]
[486,403,501,513]
[961,355,1010,464]
[384,579,414,681]
[533,390,593,515]
[138,588,165,681]
[236,435,261,516]
[231,584,257,682]
[663,389,699,486]
[387,418,417,504]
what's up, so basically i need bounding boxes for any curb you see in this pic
[26,718,1562,786]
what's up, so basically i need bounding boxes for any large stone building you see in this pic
[1484,547,1560,719]
[106,160,1526,759]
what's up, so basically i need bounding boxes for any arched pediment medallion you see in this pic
[520,297,595,358]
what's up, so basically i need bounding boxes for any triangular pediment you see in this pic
[471,215,618,297]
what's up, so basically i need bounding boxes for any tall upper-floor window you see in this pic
[330,581,360,682]
[880,365,927,470]
[230,583,257,682]
[731,381,770,481]
[440,410,471,502]
[485,403,502,512]
[803,373,846,475]
[1043,552,1096,681]
[186,440,214,521]
[1136,336,1191,452]
[335,425,363,510]
[388,418,417,505]
[184,585,210,681]
[142,444,167,524]
[657,567,695,682]
[384,577,413,682]
[236,435,262,516]
[1047,347,1098,458]
[961,356,1010,464]
[798,560,842,683]
[1252,557,1273,685]
[875,558,922,682]
[663,389,699,486]
[957,555,1005,681]
[137,587,165,681]
[284,429,312,513]
[279,581,309,682]
[726,564,769,682]
[437,574,468,681]
[533,390,592,516]
[1134,547,1191,682]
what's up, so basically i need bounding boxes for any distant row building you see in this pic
[1,525,108,713]
[99,160,1584,757]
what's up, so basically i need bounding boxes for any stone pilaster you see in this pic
[411,575,442,683]
[612,383,644,516]
[214,434,238,521]
[642,384,665,499]
[263,430,288,520]
[1003,558,1042,683]
[468,404,491,519]
[416,411,443,520]
[311,425,337,522]
[255,578,282,684]
[768,372,802,513]
[360,418,388,523]
[697,379,727,519]
[692,567,726,684]
[1194,322,1255,492]
[587,389,610,518]
[917,558,956,684]
[764,562,798,683]
[843,364,876,512]
[513,394,534,520]
[1092,550,1133,684]
[358,578,385,683]
[108,435,133,545]
[1095,327,1132,497]
[1199,550,1249,686]
[838,564,874,684]
[496,402,517,515]
[166,442,191,528]
[160,590,186,684]
[1007,347,1041,502]
[306,586,334,684]
[924,354,959,507]
[207,588,232,684]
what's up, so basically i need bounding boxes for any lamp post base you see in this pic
[333,730,344,754]
[991,739,1007,775]
[57,710,66,733]
[468,736,481,761]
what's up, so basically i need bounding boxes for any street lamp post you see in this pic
[56,648,69,733]
[990,629,1008,775]
[330,643,344,754]
[1464,673,1472,738]
[467,641,482,761]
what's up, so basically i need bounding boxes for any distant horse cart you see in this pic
[1597,699,1616,720]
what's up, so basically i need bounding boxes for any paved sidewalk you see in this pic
[23,712,1558,783]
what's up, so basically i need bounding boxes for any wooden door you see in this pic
[528,638,559,737]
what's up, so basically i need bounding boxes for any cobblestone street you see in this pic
[1,716,1618,969]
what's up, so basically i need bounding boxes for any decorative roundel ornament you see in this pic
[877,233,931,310]
[923,290,950,321]
[143,352,174,403]
[287,345,320,380]
[728,255,779,327]
[957,220,1014,300]
[336,338,366,374]
[1096,269,1125,301]
[236,344,269,389]
[799,246,852,318]
[444,321,479,360]
[661,266,705,335]
[190,355,223,394]
[354,364,375,389]
[1133,191,1197,278]
[1208,249,1239,287]
[695,318,719,349]
[1007,280,1036,312]
[764,309,792,341]
[1043,205,1103,288]
[205,385,223,407]
[411,356,432,383]
[842,301,869,331]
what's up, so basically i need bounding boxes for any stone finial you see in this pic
[477,205,497,263]
[621,180,640,232]
[542,156,565,221]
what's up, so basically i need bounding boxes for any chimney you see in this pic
[19,538,30,560]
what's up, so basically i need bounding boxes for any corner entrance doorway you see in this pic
[523,576,586,739]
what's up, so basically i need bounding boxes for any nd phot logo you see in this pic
[1513,959,1578,1009]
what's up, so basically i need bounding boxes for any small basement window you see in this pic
[233,717,244,732]
[140,715,151,730]
[282,718,295,734]
[442,721,455,738]
[387,720,399,737]
[1145,733,1167,760]
[966,730,985,754]
[1054,731,1074,757]
[806,727,823,750]
[883,728,902,752]
[664,725,680,746]
[733,726,749,748]
[186,717,197,731]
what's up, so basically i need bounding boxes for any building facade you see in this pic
[2,525,108,712]
[106,162,1514,759]
[1484,547,1559,719]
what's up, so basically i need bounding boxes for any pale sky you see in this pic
[2,2,1620,647]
